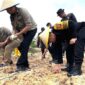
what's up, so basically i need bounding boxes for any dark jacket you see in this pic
[52,20,77,42]
[61,13,77,22]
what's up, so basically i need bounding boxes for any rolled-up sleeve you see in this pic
[20,8,37,28]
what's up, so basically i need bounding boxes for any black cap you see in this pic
[57,8,64,16]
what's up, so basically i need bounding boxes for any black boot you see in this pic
[67,64,82,77]
[61,64,73,73]
[67,65,73,73]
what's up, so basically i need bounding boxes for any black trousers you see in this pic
[41,43,46,54]
[17,28,37,68]
[48,42,62,64]
[66,43,75,66]
[50,41,75,66]
[41,47,45,54]
[48,41,75,66]
[75,27,85,65]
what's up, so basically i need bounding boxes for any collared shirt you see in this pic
[10,7,37,32]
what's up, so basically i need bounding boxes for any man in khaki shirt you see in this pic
[0,0,37,71]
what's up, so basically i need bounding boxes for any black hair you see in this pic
[46,22,51,27]
[41,27,45,31]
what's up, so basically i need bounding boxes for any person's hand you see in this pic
[69,38,77,44]
[15,33,20,37]
[9,34,18,41]
[52,63,61,73]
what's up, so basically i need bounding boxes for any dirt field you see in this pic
[0,48,85,85]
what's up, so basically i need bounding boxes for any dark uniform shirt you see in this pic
[61,13,77,22]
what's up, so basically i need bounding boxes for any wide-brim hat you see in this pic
[57,8,64,16]
[39,27,50,48]
[0,0,19,12]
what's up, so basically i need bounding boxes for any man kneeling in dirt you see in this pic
[0,27,23,66]
[0,27,11,62]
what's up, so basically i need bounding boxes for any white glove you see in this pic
[69,38,77,44]
[10,34,17,40]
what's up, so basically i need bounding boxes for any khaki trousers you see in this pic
[4,38,23,63]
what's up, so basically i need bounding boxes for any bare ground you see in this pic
[0,48,85,85]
